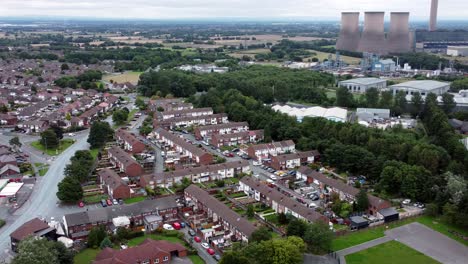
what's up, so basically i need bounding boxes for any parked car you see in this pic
[213,254,221,261]
[78,201,85,208]
[172,222,181,230]
[118,198,124,205]
[112,199,118,205]
[402,199,411,205]
[206,248,215,255]
[194,236,201,243]
[106,199,113,206]
[188,229,196,236]
[269,175,277,181]
[163,224,174,231]
[201,243,210,249]
[100,199,107,207]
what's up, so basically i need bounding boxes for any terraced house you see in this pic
[157,107,213,120]
[115,128,146,154]
[247,140,296,161]
[211,130,264,148]
[269,150,320,170]
[239,177,329,224]
[194,122,249,140]
[184,185,256,243]
[140,160,250,188]
[153,127,213,165]
[153,113,229,130]
[107,146,144,178]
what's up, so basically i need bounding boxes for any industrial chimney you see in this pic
[336,12,360,52]
[429,0,438,31]
[387,12,411,53]
[358,12,386,54]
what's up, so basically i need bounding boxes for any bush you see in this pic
[425,203,439,217]
[0,219,5,228]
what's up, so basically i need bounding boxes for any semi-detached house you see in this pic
[153,127,213,165]
[270,150,320,170]
[239,177,329,224]
[211,130,264,148]
[107,146,144,178]
[296,166,391,215]
[184,185,256,242]
[140,160,250,188]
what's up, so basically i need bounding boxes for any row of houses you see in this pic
[268,150,320,171]
[152,127,214,165]
[153,113,229,130]
[115,128,146,154]
[148,98,193,113]
[157,107,213,120]
[297,167,391,215]
[107,146,144,178]
[140,160,251,188]
[211,130,264,148]
[246,140,296,161]
[239,177,329,224]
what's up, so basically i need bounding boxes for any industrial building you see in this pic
[389,80,450,97]
[337,11,413,55]
[447,46,468,57]
[338,78,387,93]
[272,105,348,123]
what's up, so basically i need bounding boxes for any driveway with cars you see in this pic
[180,228,218,264]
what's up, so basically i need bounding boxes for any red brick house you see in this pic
[10,218,57,252]
[0,114,18,126]
[115,129,146,154]
[270,150,320,170]
[93,239,187,264]
[108,146,144,178]
[98,169,131,199]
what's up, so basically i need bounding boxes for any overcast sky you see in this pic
[1,0,466,20]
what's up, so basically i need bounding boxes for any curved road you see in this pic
[0,131,90,261]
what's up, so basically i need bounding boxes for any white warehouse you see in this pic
[338,78,387,93]
[389,80,450,97]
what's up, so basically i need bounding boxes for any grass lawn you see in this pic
[30,139,75,156]
[34,162,49,176]
[127,234,185,247]
[188,255,205,264]
[127,108,138,122]
[124,196,145,204]
[38,167,49,176]
[102,71,142,85]
[90,148,100,160]
[74,248,100,264]
[417,215,468,246]
[83,194,108,204]
[345,241,440,264]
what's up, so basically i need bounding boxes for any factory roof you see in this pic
[390,80,450,91]
[339,77,386,85]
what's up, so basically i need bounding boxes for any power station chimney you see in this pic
[336,12,360,52]
[429,0,438,31]
[387,12,411,53]
[358,12,387,55]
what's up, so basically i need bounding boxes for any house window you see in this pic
[163,256,169,261]
[142,260,150,264]
[155,258,160,263]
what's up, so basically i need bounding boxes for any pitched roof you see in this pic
[10,218,50,241]
[115,129,144,147]
[240,177,327,224]
[154,128,212,158]
[273,151,320,162]
[196,122,249,132]
[108,146,141,168]
[185,185,256,237]
[98,169,128,190]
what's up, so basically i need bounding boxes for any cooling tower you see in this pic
[358,12,387,55]
[429,0,438,31]
[387,12,411,53]
[336,12,360,52]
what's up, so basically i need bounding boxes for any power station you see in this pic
[336,11,412,55]
[429,0,439,31]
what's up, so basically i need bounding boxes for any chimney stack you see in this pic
[387,12,411,53]
[429,0,438,31]
[358,12,387,54]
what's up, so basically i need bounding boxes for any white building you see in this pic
[272,105,348,123]
[447,46,468,57]
[389,80,450,97]
[338,78,387,93]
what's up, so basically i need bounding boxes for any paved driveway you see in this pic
[385,222,468,264]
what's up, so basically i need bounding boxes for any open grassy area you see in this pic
[124,196,146,204]
[90,148,100,160]
[83,194,108,204]
[345,241,440,264]
[30,139,75,156]
[74,248,100,264]
[102,71,142,85]
[127,108,139,122]
[188,255,205,264]
[127,234,185,247]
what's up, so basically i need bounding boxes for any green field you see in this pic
[127,234,185,247]
[102,71,142,85]
[345,241,440,264]
[30,139,75,156]
[74,248,100,264]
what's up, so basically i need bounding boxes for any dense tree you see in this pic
[303,221,334,253]
[286,218,308,238]
[410,92,423,118]
[246,204,255,218]
[50,125,64,140]
[392,91,407,116]
[51,240,74,264]
[56,176,83,202]
[12,237,72,264]
[60,63,69,71]
[87,226,107,249]
[40,129,59,149]
[88,121,113,148]
[451,78,468,92]
[364,88,380,108]
[335,87,354,108]
[100,237,113,249]
[379,91,393,109]
[112,109,129,125]
[249,226,272,243]
[355,189,369,212]
[441,93,456,114]
[219,251,251,264]
[243,236,305,264]
[9,136,22,149]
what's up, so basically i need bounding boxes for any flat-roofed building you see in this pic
[338,78,387,93]
[389,80,450,97]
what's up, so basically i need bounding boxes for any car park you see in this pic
[201,242,210,249]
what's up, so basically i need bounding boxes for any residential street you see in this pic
[0,130,91,261]
[180,228,218,264]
